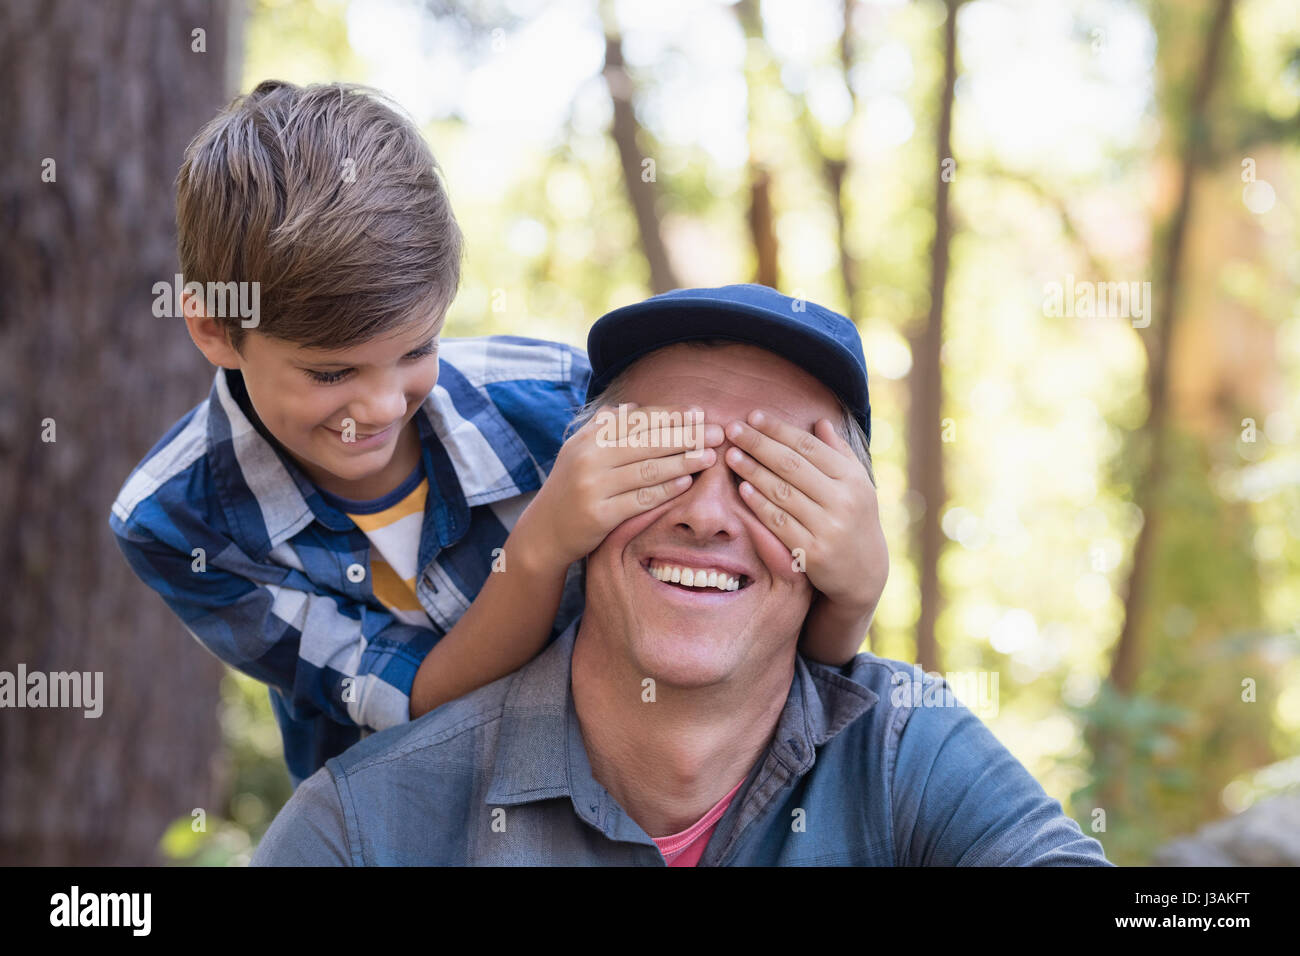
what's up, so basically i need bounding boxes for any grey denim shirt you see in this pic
[253,616,1113,866]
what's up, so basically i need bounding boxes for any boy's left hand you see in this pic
[723,410,887,626]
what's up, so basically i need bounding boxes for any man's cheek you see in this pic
[602,500,673,551]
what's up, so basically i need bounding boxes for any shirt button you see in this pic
[346,563,366,583]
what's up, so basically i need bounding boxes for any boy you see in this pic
[109,80,879,788]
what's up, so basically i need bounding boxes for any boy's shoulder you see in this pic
[108,383,219,538]
[436,334,590,389]
[435,335,591,474]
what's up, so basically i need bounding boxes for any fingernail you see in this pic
[751,410,766,426]
[727,421,743,440]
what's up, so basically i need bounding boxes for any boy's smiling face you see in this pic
[187,300,445,500]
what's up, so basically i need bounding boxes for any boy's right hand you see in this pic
[516,404,725,570]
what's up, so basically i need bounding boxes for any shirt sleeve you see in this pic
[251,767,352,866]
[481,339,592,473]
[890,674,1113,866]
[109,518,434,734]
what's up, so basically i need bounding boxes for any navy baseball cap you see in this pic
[586,284,871,443]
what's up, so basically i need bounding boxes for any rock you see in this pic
[1153,793,1300,866]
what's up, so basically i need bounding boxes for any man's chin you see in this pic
[627,625,742,691]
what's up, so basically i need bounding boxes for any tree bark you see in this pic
[748,168,779,288]
[602,30,680,294]
[732,0,783,291]
[907,0,960,674]
[1112,0,1235,694]
[0,0,233,864]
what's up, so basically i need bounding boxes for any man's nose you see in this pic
[666,443,746,541]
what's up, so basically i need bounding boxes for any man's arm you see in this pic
[890,673,1112,866]
[251,768,352,865]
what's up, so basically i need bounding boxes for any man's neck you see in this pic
[570,619,795,839]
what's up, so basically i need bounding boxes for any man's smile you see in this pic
[639,556,756,601]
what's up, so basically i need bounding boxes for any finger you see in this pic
[621,404,704,438]
[604,473,695,523]
[736,479,813,555]
[629,404,702,430]
[589,404,723,462]
[816,416,881,509]
[724,418,835,506]
[584,403,696,437]
[607,447,718,495]
[745,410,852,481]
[601,422,725,464]
[723,444,819,529]
[816,418,853,458]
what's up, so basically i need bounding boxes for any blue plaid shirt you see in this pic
[109,335,591,786]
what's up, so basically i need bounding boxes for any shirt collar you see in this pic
[485,614,880,830]
[205,364,542,561]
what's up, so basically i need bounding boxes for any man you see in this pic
[252,284,1112,866]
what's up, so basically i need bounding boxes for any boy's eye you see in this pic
[303,341,438,385]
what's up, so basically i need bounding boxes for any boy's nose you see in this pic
[350,391,409,432]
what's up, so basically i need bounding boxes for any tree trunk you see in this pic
[602,29,680,295]
[0,0,233,864]
[748,168,780,288]
[907,0,960,674]
[1111,0,1236,694]
[1089,0,1236,816]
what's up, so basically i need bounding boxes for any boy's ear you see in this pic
[182,293,242,370]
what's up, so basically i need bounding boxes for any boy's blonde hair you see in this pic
[176,79,462,353]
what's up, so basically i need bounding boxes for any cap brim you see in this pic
[587,295,870,440]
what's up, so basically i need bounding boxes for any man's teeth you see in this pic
[649,562,743,592]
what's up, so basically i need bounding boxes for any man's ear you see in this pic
[183,294,242,370]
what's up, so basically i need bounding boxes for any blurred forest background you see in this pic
[2,0,1298,866]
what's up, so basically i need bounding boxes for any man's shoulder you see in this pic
[804,650,990,752]
[814,651,948,714]
[437,334,591,389]
[838,650,933,689]
[325,669,514,782]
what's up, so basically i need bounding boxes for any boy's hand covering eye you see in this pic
[723,410,887,621]
[519,403,725,569]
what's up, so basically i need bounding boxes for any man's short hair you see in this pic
[571,337,875,486]
[176,79,463,353]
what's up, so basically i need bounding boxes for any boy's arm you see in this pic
[409,404,726,718]
[799,594,875,666]
[406,509,570,718]
[109,516,432,733]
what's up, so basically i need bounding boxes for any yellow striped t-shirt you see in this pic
[315,461,433,629]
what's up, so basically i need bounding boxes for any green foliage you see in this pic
[160,671,292,867]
